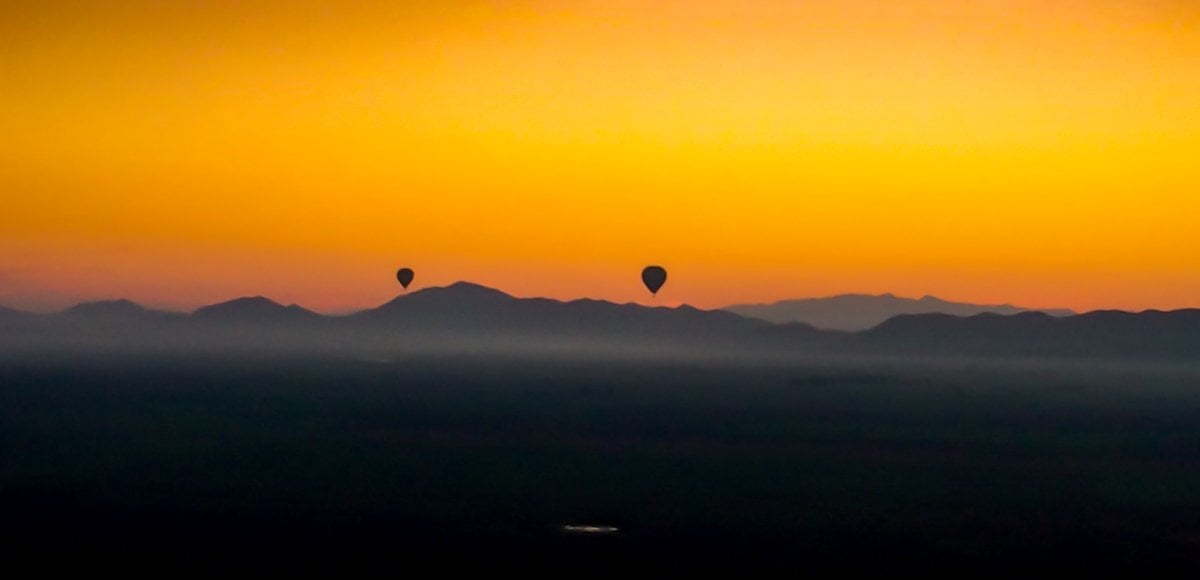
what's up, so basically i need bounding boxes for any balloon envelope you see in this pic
[641,266,667,296]
[396,268,414,289]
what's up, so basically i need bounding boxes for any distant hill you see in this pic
[348,281,827,351]
[64,299,167,319]
[724,293,1074,331]
[193,297,320,324]
[0,300,184,347]
[60,300,184,329]
[0,305,37,325]
[2,284,1196,361]
[860,309,1200,359]
[0,283,828,355]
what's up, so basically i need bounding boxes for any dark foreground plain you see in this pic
[2,351,1199,574]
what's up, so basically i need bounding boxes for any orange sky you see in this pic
[2,0,1199,313]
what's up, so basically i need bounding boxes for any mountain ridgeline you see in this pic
[193,296,322,324]
[724,293,1075,331]
[1,282,1197,360]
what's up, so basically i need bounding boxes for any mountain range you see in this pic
[1,282,1196,360]
[724,293,1075,331]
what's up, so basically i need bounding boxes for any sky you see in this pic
[2,0,1199,313]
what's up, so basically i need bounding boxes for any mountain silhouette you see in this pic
[64,299,172,319]
[0,304,37,327]
[724,293,1074,331]
[0,299,182,347]
[862,309,1200,358]
[59,300,183,332]
[349,281,825,351]
[193,296,320,324]
[2,283,1196,360]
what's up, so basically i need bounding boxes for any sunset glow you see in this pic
[3,1,1199,312]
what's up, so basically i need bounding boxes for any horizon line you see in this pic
[5,279,1190,318]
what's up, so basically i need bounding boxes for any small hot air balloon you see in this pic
[396,268,415,290]
[641,265,667,296]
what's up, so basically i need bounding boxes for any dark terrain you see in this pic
[3,282,1200,361]
[2,351,1198,573]
[725,292,1075,331]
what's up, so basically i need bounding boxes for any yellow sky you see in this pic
[2,1,1199,312]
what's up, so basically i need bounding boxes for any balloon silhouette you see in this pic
[641,266,667,296]
[396,268,415,290]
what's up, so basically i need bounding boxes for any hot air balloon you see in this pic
[396,268,414,290]
[641,266,667,296]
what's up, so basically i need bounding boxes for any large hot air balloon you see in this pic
[396,268,415,290]
[641,266,667,296]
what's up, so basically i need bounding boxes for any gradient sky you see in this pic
[3,1,1199,313]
